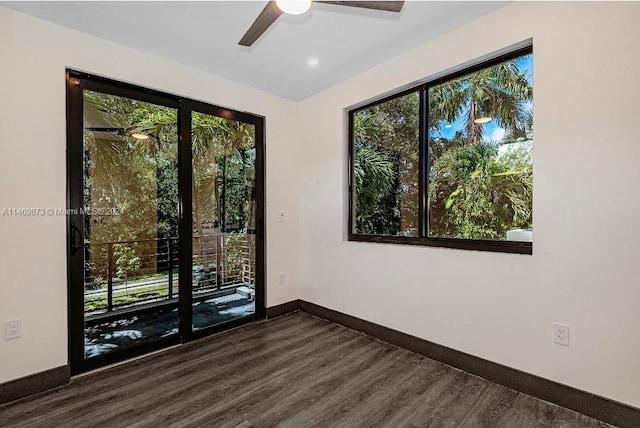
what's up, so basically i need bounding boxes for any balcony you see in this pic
[83,233,256,358]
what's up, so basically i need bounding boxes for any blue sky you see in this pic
[431,54,533,144]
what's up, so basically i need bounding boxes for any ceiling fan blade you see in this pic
[316,1,405,12]
[239,1,283,47]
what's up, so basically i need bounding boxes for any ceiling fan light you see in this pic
[275,0,312,15]
[131,133,150,140]
[474,116,492,124]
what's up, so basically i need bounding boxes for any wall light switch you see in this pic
[277,212,286,223]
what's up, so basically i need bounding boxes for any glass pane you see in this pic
[192,112,256,330]
[83,90,179,359]
[352,91,420,236]
[428,53,533,242]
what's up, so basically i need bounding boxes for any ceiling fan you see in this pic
[239,1,405,47]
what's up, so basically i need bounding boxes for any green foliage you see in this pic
[84,283,172,312]
[353,141,400,235]
[429,142,532,240]
[113,244,142,278]
[84,91,178,278]
[427,55,533,240]
[353,54,533,241]
[429,55,533,141]
[225,231,248,280]
[352,92,420,236]
[191,111,256,234]
[83,92,256,283]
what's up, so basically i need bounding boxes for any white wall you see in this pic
[298,2,640,408]
[0,7,301,384]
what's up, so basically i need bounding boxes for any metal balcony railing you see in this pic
[84,233,255,315]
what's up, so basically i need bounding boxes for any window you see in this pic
[352,90,420,236]
[349,46,533,254]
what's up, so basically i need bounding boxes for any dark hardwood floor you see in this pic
[0,312,611,427]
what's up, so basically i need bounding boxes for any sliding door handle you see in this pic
[71,222,83,254]
[257,217,264,240]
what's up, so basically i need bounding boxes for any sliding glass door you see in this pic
[81,89,180,360]
[67,72,264,373]
[190,109,259,331]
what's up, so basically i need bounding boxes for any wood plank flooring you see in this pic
[0,312,612,427]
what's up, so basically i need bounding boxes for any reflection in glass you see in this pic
[82,91,179,358]
[192,112,256,330]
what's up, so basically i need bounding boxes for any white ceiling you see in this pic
[3,1,508,101]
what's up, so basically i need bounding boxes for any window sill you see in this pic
[348,234,532,255]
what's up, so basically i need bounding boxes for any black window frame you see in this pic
[348,45,533,255]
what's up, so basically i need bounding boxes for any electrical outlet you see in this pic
[278,273,286,286]
[5,319,22,340]
[553,323,569,346]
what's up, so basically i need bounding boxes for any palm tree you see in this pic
[352,93,420,235]
[429,141,532,240]
[430,55,532,143]
[84,94,256,277]
[427,55,533,240]
[189,112,256,271]
[352,111,400,234]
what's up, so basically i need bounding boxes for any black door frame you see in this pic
[66,70,266,374]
